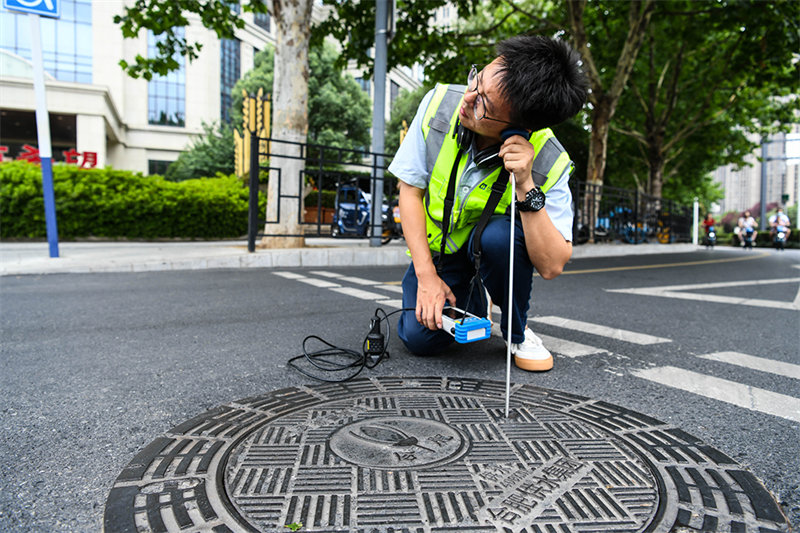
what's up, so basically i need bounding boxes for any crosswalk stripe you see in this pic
[376,299,403,309]
[296,278,340,288]
[375,284,404,294]
[330,287,391,301]
[607,277,800,311]
[309,271,380,286]
[273,271,304,279]
[536,334,608,358]
[531,316,671,345]
[632,366,800,422]
[698,351,800,380]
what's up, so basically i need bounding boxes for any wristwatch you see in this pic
[515,186,546,212]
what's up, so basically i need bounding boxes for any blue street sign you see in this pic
[2,0,60,18]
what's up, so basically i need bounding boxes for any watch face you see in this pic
[518,187,545,212]
[529,188,545,210]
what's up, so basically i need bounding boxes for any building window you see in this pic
[220,38,241,124]
[254,5,270,32]
[0,0,92,83]
[355,77,371,95]
[390,80,400,107]
[148,30,185,126]
[148,160,172,176]
[227,1,241,14]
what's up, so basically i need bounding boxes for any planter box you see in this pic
[303,207,335,224]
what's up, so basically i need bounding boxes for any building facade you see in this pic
[0,0,422,175]
[712,126,800,215]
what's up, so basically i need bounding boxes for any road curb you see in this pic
[0,243,704,276]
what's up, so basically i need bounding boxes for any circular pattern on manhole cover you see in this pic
[104,377,789,532]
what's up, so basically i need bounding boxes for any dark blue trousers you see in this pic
[398,216,534,355]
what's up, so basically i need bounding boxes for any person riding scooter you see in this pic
[702,213,716,248]
[738,210,757,249]
[769,207,791,240]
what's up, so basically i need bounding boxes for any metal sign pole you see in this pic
[29,12,59,258]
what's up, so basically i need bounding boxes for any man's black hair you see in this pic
[495,35,588,131]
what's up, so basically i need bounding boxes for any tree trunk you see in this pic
[649,157,665,199]
[261,0,312,249]
[567,0,655,191]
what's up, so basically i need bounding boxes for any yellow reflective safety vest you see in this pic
[420,83,573,254]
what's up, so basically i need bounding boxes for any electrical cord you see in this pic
[287,307,415,383]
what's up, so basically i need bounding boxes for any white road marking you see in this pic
[698,351,800,380]
[536,334,609,358]
[296,278,340,288]
[632,366,800,423]
[376,299,403,309]
[309,271,380,286]
[531,316,671,345]
[375,284,404,294]
[330,287,391,301]
[273,271,305,279]
[608,277,800,310]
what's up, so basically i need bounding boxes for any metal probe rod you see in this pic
[504,171,515,418]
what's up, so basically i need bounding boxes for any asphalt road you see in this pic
[1,248,798,531]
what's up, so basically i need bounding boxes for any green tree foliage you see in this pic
[317,0,798,207]
[231,43,372,161]
[385,84,432,155]
[609,0,800,201]
[165,122,235,181]
[0,161,264,239]
[114,0,269,80]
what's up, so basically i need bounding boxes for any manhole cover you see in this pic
[104,377,789,532]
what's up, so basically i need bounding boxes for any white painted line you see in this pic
[273,271,305,279]
[375,299,403,309]
[330,287,391,301]
[375,284,404,294]
[296,278,340,288]
[631,277,800,292]
[608,277,800,310]
[612,288,797,311]
[536,334,608,358]
[531,316,671,345]
[698,352,800,380]
[309,270,341,278]
[309,270,385,286]
[632,366,800,423]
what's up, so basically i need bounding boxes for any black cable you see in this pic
[287,307,415,383]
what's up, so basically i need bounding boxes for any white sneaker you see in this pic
[507,328,553,372]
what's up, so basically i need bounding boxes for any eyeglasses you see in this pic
[467,64,516,126]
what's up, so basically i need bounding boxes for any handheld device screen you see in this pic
[443,307,467,320]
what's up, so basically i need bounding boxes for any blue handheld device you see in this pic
[441,307,491,344]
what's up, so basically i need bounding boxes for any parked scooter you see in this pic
[773,225,788,251]
[330,184,394,244]
[742,227,755,249]
[704,225,717,248]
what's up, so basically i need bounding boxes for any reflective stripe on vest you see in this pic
[421,83,573,254]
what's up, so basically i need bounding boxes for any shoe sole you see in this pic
[514,354,553,372]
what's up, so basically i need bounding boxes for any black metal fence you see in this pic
[246,133,393,251]
[571,181,692,244]
[247,132,692,248]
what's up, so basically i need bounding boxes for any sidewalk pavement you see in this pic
[0,239,702,276]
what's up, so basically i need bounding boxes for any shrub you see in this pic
[0,161,266,239]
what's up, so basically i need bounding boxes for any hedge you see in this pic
[0,161,266,239]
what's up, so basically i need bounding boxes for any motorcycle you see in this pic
[742,227,755,249]
[704,225,717,248]
[773,225,788,251]
[330,184,394,244]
